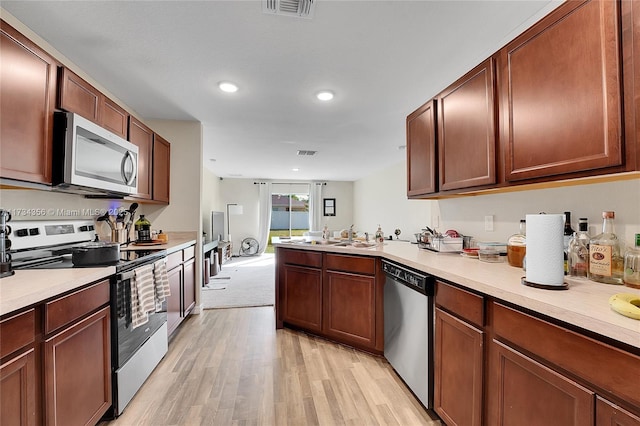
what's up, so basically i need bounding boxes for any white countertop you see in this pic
[275,240,640,350]
[0,266,116,315]
[0,232,198,317]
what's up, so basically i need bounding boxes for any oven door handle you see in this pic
[116,270,135,281]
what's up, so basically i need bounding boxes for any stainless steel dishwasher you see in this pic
[383,260,434,409]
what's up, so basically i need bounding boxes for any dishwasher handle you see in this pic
[382,260,434,295]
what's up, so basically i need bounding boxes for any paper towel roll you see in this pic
[525,214,565,286]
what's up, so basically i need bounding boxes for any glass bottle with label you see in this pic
[563,211,575,275]
[568,218,590,278]
[507,220,526,268]
[134,214,152,242]
[623,234,640,289]
[589,211,623,284]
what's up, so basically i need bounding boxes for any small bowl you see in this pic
[478,249,505,263]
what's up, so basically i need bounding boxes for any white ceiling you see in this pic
[2,0,561,182]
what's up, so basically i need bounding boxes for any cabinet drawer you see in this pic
[183,245,195,261]
[325,254,375,275]
[492,302,640,409]
[166,250,183,270]
[0,309,36,359]
[45,280,109,335]
[279,248,322,268]
[435,281,484,327]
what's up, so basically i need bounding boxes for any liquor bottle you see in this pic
[134,215,152,242]
[563,211,575,274]
[623,233,640,289]
[589,211,624,284]
[375,225,384,246]
[507,220,526,268]
[568,218,590,278]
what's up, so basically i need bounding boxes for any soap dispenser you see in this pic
[375,225,384,245]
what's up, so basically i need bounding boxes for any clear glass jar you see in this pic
[568,218,589,278]
[623,234,640,289]
[589,211,624,285]
[507,220,526,268]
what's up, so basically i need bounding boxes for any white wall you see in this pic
[218,178,354,251]
[354,161,433,240]
[354,162,640,247]
[202,168,222,241]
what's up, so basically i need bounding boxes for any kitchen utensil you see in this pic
[0,209,14,278]
[71,241,120,266]
[124,202,138,244]
[97,212,115,231]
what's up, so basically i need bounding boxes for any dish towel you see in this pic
[153,259,171,311]
[130,264,155,329]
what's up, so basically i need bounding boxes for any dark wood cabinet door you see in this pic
[0,349,36,426]
[322,270,376,349]
[438,58,496,191]
[596,397,640,426]
[58,67,101,123]
[152,134,171,204]
[0,20,57,184]
[434,308,483,426]
[44,307,111,426]
[500,0,623,182]
[282,265,323,332]
[183,258,196,316]
[128,117,153,199]
[102,97,129,139]
[167,266,182,336]
[488,340,595,426]
[406,100,437,197]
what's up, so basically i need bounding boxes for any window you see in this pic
[270,184,310,238]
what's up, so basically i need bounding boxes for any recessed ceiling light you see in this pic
[218,82,238,93]
[292,168,300,172]
[316,90,334,101]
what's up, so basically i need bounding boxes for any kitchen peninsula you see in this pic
[275,240,640,424]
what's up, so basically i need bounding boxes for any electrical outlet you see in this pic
[484,215,494,232]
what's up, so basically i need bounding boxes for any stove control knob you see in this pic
[15,228,28,237]
[79,225,89,232]
[29,228,39,236]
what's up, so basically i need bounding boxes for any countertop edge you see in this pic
[275,242,640,350]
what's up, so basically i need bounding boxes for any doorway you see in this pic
[267,183,310,252]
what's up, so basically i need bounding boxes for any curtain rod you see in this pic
[253,182,326,185]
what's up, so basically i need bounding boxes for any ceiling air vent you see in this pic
[297,150,317,156]
[263,0,316,19]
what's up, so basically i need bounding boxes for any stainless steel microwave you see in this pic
[53,112,138,196]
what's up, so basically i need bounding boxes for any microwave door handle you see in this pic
[121,150,137,186]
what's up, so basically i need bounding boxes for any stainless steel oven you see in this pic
[10,219,169,418]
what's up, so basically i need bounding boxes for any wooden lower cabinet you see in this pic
[0,349,36,426]
[282,264,322,332]
[488,340,595,425]
[183,257,196,315]
[44,306,111,426]
[434,307,483,426]
[276,248,383,353]
[166,244,197,337]
[323,270,376,349]
[167,265,182,336]
[596,397,640,426]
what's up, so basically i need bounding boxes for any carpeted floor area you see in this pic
[201,253,275,309]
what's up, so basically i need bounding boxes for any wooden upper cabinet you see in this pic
[0,20,57,184]
[500,0,624,182]
[58,67,129,139]
[102,97,128,139]
[152,134,171,203]
[58,67,101,123]
[438,58,496,191]
[128,117,153,200]
[406,100,437,197]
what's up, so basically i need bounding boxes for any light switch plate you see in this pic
[484,215,494,232]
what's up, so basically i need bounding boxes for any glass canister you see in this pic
[507,220,526,268]
[623,234,640,289]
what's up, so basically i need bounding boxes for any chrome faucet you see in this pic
[348,224,354,242]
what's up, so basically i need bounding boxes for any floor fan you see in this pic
[240,237,259,256]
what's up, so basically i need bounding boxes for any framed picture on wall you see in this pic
[323,198,335,216]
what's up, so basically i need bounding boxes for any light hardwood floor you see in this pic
[102,307,442,425]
